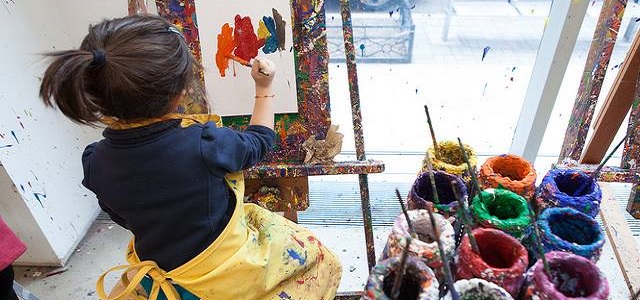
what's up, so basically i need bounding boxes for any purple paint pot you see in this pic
[407,171,468,220]
[535,169,602,217]
[444,278,514,300]
[363,256,440,300]
[523,251,609,300]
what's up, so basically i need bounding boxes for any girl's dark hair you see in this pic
[40,15,197,124]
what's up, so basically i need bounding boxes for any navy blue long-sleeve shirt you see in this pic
[82,120,275,271]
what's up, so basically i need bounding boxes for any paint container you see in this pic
[471,188,531,240]
[422,141,477,192]
[363,256,440,300]
[382,210,455,283]
[443,278,514,300]
[535,169,602,217]
[455,228,529,297]
[479,154,536,199]
[407,171,468,220]
[523,251,609,300]
[526,207,605,262]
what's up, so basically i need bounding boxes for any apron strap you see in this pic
[96,261,180,300]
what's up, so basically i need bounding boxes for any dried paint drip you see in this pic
[526,207,604,262]
[407,170,468,220]
[261,16,278,54]
[479,154,536,199]
[382,210,455,283]
[233,15,259,61]
[455,228,528,297]
[535,169,602,217]
[444,279,514,300]
[523,251,609,300]
[471,188,531,240]
[272,8,286,51]
[215,23,235,77]
[363,256,440,300]
[423,141,477,176]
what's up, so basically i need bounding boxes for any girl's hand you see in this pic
[251,57,276,89]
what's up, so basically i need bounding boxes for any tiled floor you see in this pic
[12,0,640,299]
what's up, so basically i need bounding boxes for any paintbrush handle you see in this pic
[451,181,480,254]
[228,55,252,67]
[424,105,441,160]
[426,207,459,300]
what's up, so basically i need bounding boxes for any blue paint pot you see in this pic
[527,207,605,262]
[535,169,602,217]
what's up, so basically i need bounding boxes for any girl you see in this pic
[0,216,26,300]
[40,15,341,300]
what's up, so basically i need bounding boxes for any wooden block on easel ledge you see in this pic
[244,177,309,223]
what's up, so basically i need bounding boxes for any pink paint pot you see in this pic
[523,251,609,300]
[455,228,529,297]
[363,256,440,300]
[382,210,455,283]
[407,171,468,220]
[479,154,537,199]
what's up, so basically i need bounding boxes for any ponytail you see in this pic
[39,50,102,125]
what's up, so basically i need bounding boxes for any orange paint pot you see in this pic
[479,154,536,199]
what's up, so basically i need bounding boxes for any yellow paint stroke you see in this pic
[257,19,271,41]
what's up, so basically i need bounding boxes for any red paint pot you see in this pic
[363,256,440,300]
[455,228,529,297]
[523,251,609,300]
[479,154,537,199]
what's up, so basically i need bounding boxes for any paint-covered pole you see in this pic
[340,0,376,269]
[558,0,627,162]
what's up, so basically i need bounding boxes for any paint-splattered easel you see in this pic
[132,0,385,287]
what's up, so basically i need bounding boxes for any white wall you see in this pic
[0,0,127,266]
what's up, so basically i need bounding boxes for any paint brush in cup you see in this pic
[592,131,631,179]
[451,181,480,254]
[422,152,441,204]
[458,137,483,201]
[390,237,412,300]
[395,188,417,239]
[426,206,460,300]
[526,202,552,277]
[424,104,441,160]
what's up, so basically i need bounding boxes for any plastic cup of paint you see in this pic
[443,278,514,300]
[522,251,609,300]
[382,210,455,283]
[423,140,477,176]
[535,168,602,217]
[407,170,468,220]
[527,207,604,262]
[479,154,537,199]
[363,256,440,300]
[455,227,529,297]
[471,188,531,240]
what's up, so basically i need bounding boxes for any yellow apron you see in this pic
[96,115,342,300]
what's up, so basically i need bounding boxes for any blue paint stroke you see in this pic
[286,249,306,265]
[19,185,25,192]
[33,192,47,208]
[278,291,292,299]
[168,0,185,13]
[0,145,13,149]
[481,46,491,61]
[10,131,18,144]
[262,16,278,54]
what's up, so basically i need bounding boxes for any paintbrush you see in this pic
[592,132,631,179]
[396,188,418,239]
[526,202,552,276]
[226,54,252,67]
[426,205,459,300]
[390,237,412,300]
[424,104,441,160]
[457,137,483,201]
[451,181,480,254]
[423,152,441,204]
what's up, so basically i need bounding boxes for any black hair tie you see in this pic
[90,49,106,68]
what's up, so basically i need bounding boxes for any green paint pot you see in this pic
[471,188,531,240]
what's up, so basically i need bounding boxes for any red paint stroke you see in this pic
[215,23,235,77]
[291,234,305,248]
[233,15,259,61]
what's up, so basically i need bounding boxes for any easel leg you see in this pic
[628,174,640,218]
[358,174,376,270]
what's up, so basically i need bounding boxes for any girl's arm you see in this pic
[249,58,276,130]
